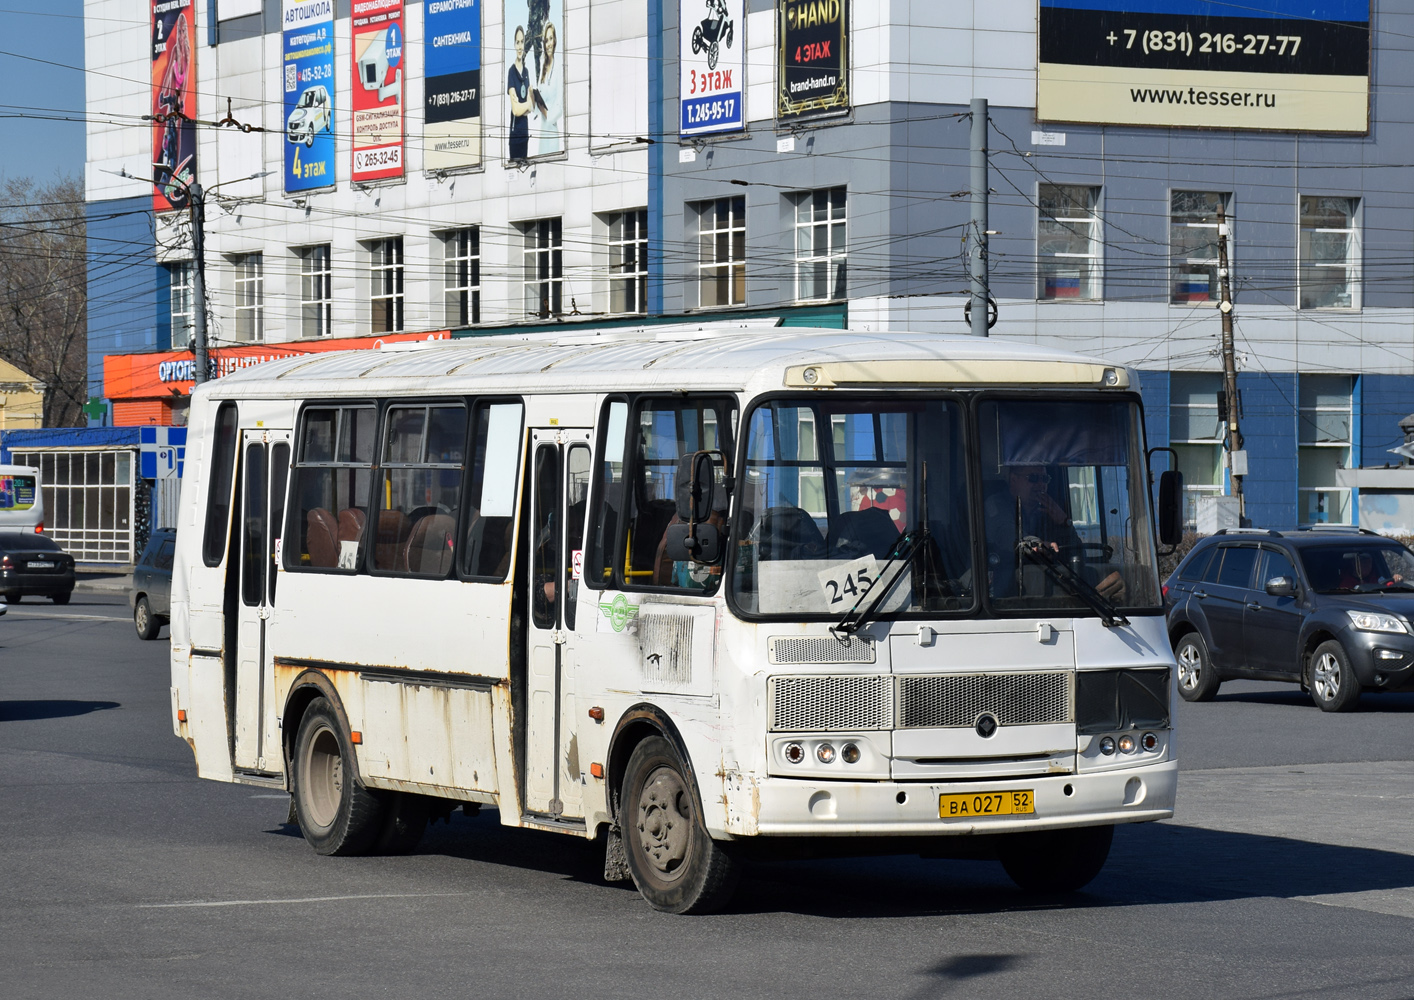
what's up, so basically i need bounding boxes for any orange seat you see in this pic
[405,513,456,576]
[375,509,411,572]
[306,508,339,568]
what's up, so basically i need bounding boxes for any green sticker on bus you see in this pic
[598,594,640,633]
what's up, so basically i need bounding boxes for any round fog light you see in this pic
[1141,732,1159,752]
[783,742,804,764]
[816,743,836,764]
[1118,735,1136,754]
[1099,737,1116,756]
[841,743,861,764]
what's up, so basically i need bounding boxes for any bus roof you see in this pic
[196,327,1131,399]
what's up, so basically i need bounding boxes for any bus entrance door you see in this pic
[523,428,592,820]
[231,430,291,774]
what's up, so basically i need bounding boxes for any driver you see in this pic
[1339,550,1403,590]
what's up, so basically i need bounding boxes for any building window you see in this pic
[233,253,264,342]
[1299,197,1360,309]
[1170,191,1230,304]
[298,244,333,338]
[1299,374,1354,525]
[168,261,194,348]
[1037,184,1101,301]
[442,228,480,327]
[694,196,746,308]
[1168,372,1226,528]
[607,210,648,315]
[370,237,405,333]
[521,218,563,319]
[793,187,847,302]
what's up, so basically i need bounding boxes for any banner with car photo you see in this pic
[680,0,744,137]
[424,0,482,171]
[351,0,406,182]
[283,0,336,194]
[776,0,849,122]
[504,0,565,160]
[151,0,197,211]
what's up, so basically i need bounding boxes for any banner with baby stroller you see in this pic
[151,0,198,211]
[679,0,744,137]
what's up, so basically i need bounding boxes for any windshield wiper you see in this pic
[1017,536,1130,628]
[831,528,927,641]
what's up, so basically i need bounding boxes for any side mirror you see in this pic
[675,451,716,522]
[1265,576,1296,597]
[664,521,722,564]
[1157,469,1184,547]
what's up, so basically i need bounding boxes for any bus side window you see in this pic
[285,405,375,572]
[375,404,466,577]
[584,399,628,588]
[202,402,239,567]
[462,401,524,579]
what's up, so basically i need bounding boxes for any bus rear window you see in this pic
[202,403,239,567]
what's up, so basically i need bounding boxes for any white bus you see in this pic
[0,464,43,532]
[169,327,1184,913]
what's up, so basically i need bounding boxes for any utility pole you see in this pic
[968,97,990,338]
[189,183,210,385]
[1216,202,1244,520]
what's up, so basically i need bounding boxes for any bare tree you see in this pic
[0,174,88,427]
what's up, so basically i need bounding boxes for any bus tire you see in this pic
[292,697,385,856]
[997,823,1114,894]
[621,735,739,914]
[373,792,429,855]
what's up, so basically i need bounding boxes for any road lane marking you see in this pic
[3,611,129,622]
[139,892,476,909]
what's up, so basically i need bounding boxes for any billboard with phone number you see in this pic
[680,0,744,137]
[351,0,405,181]
[283,0,336,193]
[1037,0,1370,133]
[424,0,481,171]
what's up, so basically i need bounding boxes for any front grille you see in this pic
[769,635,875,664]
[897,672,1073,729]
[768,675,893,732]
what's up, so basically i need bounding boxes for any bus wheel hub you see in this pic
[637,769,690,873]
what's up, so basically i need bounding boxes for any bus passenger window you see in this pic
[286,405,376,572]
[584,400,628,590]
[375,404,466,577]
[202,402,239,567]
[462,401,524,579]
[564,443,591,629]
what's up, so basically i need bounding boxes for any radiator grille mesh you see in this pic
[770,636,876,664]
[769,675,893,732]
[897,672,1072,729]
[637,613,693,685]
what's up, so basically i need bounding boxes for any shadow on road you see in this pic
[0,699,121,722]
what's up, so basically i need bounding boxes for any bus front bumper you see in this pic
[738,760,1177,837]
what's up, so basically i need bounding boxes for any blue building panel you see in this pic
[1135,370,1170,465]
[1237,372,1298,529]
[86,196,158,421]
[1358,374,1414,467]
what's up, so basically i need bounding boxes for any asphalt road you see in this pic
[3,595,1413,999]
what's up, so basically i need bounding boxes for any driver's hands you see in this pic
[1096,570,1126,602]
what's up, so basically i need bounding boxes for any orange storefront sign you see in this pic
[104,331,452,401]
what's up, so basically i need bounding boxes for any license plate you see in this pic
[27,561,54,569]
[939,789,1035,819]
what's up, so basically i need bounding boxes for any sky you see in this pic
[0,0,88,184]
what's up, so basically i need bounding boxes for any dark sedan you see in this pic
[0,532,76,604]
[1165,527,1414,712]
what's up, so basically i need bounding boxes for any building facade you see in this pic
[84,0,1414,530]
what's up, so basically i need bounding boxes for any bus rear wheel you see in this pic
[292,697,385,856]
[996,823,1114,893]
[621,735,738,914]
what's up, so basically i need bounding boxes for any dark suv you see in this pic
[1164,527,1414,711]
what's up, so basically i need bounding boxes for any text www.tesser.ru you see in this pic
[1130,87,1276,108]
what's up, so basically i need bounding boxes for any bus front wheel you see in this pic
[292,697,386,856]
[996,823,1114,893]
[621,735,739,914]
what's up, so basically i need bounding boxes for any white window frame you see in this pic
[1298,374,1354,525]
[1298,196,1361,311]
[168,261,194,348]
[1037,184,1101,301]
[693,196,746,308]
[1169,191,1231,306]
[232,252,264,342]
[442,227,481,327]
[607,209,648,315]
[1168,372,1226,529]
[793,187,847,303]
[520,218,563,319]
[297,244,333,338]
[369,236,405,334]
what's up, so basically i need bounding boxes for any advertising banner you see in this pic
[1037,0,1371,133]
[283,0,337,193]
[680,0,744,137]
[504,0,565,160]
[151,0,197,211]
[424,0,482,171]
[351,0,405,181]
[776,0,849,122]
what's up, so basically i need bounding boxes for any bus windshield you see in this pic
[979,397,1160,612]
[732,397,974,617]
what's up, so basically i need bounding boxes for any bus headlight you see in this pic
[841,743,861,764]
[1099,736,1116,756]
[1118,734,1136,754]
[816,743,836,764]
[783,742,804,764]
